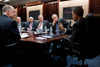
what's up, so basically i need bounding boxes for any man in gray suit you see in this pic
[36,15,50,32]
[52,14,70,34]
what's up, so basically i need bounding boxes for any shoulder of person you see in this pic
[33,21,37,23]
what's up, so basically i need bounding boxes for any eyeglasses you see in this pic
[52,17,56,20]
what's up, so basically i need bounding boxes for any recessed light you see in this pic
[3,0,9,2]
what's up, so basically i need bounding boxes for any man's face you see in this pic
[38,17,43,22]
[17,18,21,23]
[7,7,16,19]
[72,11,77,22]
[52,16,58,22]
[29,18,33,23]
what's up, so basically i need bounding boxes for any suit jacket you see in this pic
[0,15,21,48]
[26,21,37,31]
[17,22,26,30]
[52,18,70,34]
[68,18,87,44]
[20,22,26,28]
[36,20,50,31]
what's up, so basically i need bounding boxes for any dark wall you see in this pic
[43,2,58,22]
[16,0,100,22]
[17,6,27,22]
[0,5,4,16]
[89,0,100,13]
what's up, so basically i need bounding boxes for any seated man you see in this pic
[51,14,70,34]
[16,17,26,31]
[67,7,87,44]
[36,15,50,32]
[26,17,37,31]
[60,7,87,66]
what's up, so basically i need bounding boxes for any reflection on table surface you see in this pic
[20,30,69,44]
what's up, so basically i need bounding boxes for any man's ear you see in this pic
[74,13,77,18]
[6,10,9,16]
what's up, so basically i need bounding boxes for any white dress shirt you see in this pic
[38,22,43,30]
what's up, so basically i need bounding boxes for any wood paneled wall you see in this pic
[16,0,100,22]
[89,0,100,13]
[43,2,58,22]
[17,6,27,22]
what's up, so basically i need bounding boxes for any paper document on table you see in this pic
[21,33,30,38]
[35,37,47,40]
[42,35,53,38]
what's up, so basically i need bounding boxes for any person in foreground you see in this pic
[0,5,20,67]
[59,7,87,67]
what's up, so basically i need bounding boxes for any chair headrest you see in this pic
[85,13,100,21]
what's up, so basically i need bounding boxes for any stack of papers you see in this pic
[21,33,30,38]
[42,35,53,38]
[35,37,47,40]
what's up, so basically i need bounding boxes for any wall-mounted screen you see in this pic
[29,10,40,20]
[63,6,82,19]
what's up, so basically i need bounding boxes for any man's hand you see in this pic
[59,23,65,31]
[52,20,56,26]
[22,27,24,30]
[27,28,31,31]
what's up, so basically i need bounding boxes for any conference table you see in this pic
[21,31,69,44]
[17,31,69,66]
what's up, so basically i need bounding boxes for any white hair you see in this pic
[38,15,43,18]
[2,5,14,15]
[17,17,21,20]
[29,17,34,20]
[52,14,58,18]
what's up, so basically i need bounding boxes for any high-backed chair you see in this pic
[65,13,100,67]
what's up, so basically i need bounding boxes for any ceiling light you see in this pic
[3,0,9,2]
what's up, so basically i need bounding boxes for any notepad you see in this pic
[35,37,47,40]
[42,35,53,38]
[21,33,30,38]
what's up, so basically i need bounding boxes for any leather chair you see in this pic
[65,13,100,67]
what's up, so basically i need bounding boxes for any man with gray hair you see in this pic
[16,17,26,31]
[36,15,50,31]
[52,14,70,34]
[26,17,37,31]
[0,5,20,66]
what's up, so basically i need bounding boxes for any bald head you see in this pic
[2,5,15,19]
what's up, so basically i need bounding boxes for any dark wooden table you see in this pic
[17,32,69,67]
[21,32,69,44]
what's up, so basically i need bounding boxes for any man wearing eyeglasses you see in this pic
[52,14,70,34]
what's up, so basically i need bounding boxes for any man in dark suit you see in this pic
[60,7,87,67]
[52,14,70,34]
[16,17,26,31]
[66,7,87,44]
[26,17,36,31]
[36,15,50,32]
[0,5,20,66]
